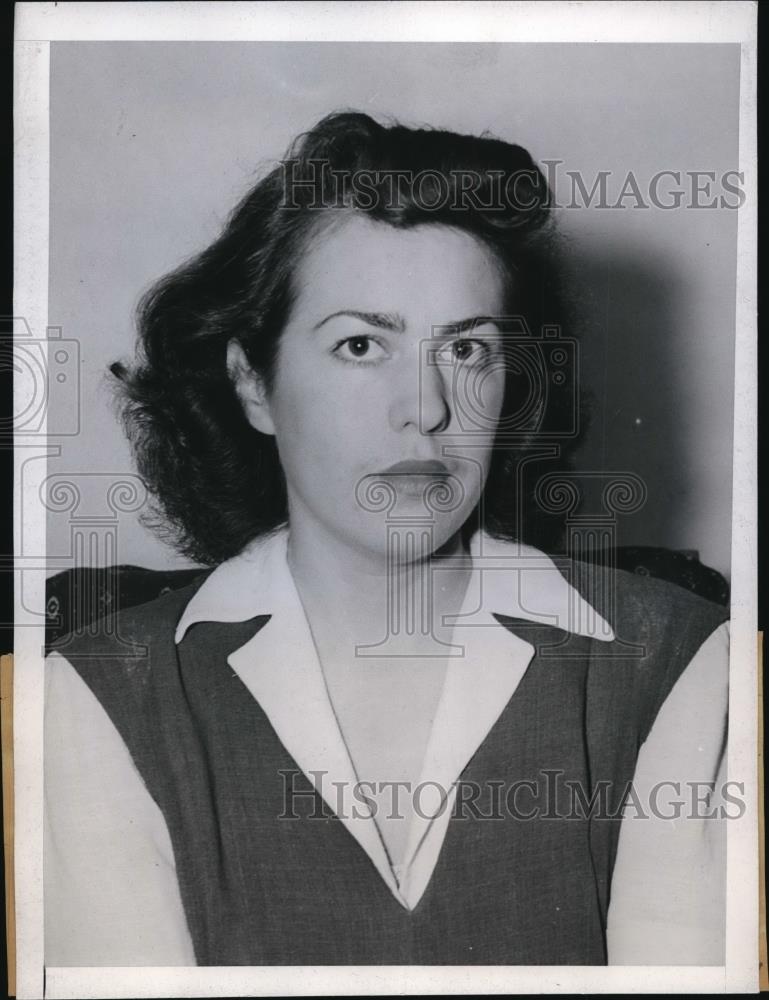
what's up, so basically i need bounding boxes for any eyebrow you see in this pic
[313,310,406,332]
[312,310,501,336]
[434,316,502,337]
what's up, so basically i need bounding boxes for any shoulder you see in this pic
[45,578,211,741]
[475,531,728,646]
[570,561,729,744]
[566,557,729,647]
[46,574,212,692]
[47,574,210,658]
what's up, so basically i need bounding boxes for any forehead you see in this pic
[290,214,506,319]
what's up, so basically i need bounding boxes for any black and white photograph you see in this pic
[12,2,758,996]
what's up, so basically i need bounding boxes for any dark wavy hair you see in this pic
[112,110,578,565]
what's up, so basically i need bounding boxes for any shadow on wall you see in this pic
[560,241,725,563]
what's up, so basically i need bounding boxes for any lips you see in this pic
[379,459,451,476]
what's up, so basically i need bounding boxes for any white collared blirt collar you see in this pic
[174,526,292,644]
[174,525,616,644]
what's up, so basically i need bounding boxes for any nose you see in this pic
[388,351,451,435]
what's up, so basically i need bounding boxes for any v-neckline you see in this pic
[226,559,537,911]
[316,650,452,877]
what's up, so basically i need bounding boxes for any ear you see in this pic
[226,339,276,437]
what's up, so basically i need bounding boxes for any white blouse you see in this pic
[44,529,730,966]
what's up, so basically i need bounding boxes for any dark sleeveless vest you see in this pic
[50,560,728,966]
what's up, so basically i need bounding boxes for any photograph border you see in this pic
[13,2,758,996]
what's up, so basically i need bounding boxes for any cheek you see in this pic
[488,370,507,418]
[269,370,369,473]
[453,365,506,434]
[473,371,506,478]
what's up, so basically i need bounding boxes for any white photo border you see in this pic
[13,2,758,996]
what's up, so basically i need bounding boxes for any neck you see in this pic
[286,516,474,655]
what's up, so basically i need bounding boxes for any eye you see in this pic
[332,335,388,365]
[436,338,491,365]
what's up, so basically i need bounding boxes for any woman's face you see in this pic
[233,214,508,560]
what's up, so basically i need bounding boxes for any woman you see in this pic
[44,111,730,966]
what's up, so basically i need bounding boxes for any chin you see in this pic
[346,509,472,563]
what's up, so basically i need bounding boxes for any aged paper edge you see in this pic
[2,654,16,997]
[758,632,769,993]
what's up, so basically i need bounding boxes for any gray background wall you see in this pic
[47,42,739,579]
